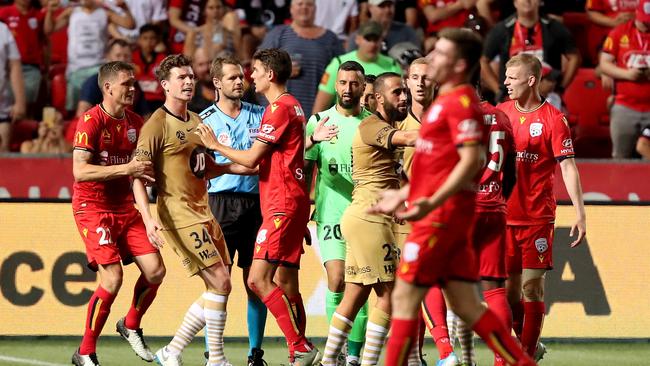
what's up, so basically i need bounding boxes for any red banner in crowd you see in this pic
[0,156,649,202]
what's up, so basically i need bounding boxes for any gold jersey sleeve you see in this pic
[397,113,422,181]
[347,114,402,223]
[135,108,213,229]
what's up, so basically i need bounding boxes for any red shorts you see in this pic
[398,216,478,287]
[471,212,507,280]
[253,212,309,267]
[73,208,158,271]
[506,224,555,273]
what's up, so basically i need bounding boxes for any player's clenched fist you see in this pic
[128,159,155,182]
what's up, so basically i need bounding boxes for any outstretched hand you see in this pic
[312,116,338,143]
[195,123,220,150]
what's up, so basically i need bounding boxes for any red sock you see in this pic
[522,301,545,356]
[484,288,512,330]
[79,286,116,354]
[124,275,160,329]
[263,286,309,353]
[384,318,418,366]
[288,293,307,335]
[472,309,535,366]
[423,286,452,359]
[511,299,524,338]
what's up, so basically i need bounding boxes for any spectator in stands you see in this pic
[183,0,240,60]
[481,0,581,102]
[109,0,168,45]
[168,0,206,54]
[360,73,377,112]
[76,39,149,118]
[232,0,292,64]
[540,62,564,111]
[599,0,650,159]
[0,21,25,152]
[46,0,135,112]
[418,0,477,54]
[20,109,71,154]
[586,0,636,29]
[133,24,167,112]
[348,0,420,53]
[0,0,51,106]
[259,0,344,115]
[189,47,216,113]
[314,0,360,44]
[637,125,650,158]
[313,21,402,113]
[359,0,419,29]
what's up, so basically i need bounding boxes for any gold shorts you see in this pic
[161,218,231,276]
[392,219,412,249]
[340,211,399,285]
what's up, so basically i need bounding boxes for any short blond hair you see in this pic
[408,57,428,75]
[506,54,542,81]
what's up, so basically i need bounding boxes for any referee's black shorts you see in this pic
[208,192,262,268]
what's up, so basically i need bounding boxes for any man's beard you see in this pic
[337,93,362,109]
[384,102,408,121]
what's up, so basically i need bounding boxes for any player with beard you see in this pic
[320,72,418,366]
[370,28,535,366]
[304,61,372,366]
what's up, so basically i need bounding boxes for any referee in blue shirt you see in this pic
[200,56,267,366]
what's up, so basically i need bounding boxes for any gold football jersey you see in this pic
[397,110,421,180]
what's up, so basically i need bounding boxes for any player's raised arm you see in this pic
[72,149,154,182]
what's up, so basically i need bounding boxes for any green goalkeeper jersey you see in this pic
[306,105,372,223]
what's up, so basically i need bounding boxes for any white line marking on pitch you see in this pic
[0,355,68,366]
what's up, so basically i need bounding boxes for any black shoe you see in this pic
[72,349,100,366]
[248,348,268,366]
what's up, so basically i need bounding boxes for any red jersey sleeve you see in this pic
[551,114,575,160]
[73,112,101,152]
[257,102,290,145]
[447,95,483,146]
[586,0,607,12]
[602,25,621,57]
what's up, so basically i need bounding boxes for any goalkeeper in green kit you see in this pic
[305,61,371,366]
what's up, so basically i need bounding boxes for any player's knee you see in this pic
[247,276,262,296]
[101,272,123,294]
[522,279,544,301]
[328,275,345,293]
[146,264,166,285]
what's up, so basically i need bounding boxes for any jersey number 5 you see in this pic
[487,131,505,172]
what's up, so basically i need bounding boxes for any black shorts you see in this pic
[209,192,262,268]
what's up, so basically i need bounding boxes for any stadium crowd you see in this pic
[1,0,650,158]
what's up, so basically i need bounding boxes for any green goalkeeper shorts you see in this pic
[317,222,346,264]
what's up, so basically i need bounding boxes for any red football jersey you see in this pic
[408,85,486,222]
[256,93,309,215]
[72,105,144,211]
[586,0,636,18]
[476,101,515,214]
[497,100,575,225]
[418,0,470,35]
[602,20,650,112]
[0,5,45,66]
[132,50,166,102]
[168,0,206,54]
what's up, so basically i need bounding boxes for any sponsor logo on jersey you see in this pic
[483,114,497,125]
[415,138,433,154]
[620,34,629,47]
[75,132,89,146]
[82,228,88,237]
[256,245,262,253]
[515,150,540,163]
[328,158,338,175]
[538,255,545,263]
[519,116,526,124]
[535,238,548,253]
[256,229,268,244]
[259,124,276,141]
[458,119,481,140]
[459,95,471,108]
[603,36,614,51]
[626,53,650,69]
[375,126,391,145]
[426,104,443,123]
[127,128,137,143]
[84,114,92,122]
[176,130,186,141]
[293,105,304,117]
[478,181,501,193]
[562,138,573,148]
[529,122,543,137]
[116,124,122,132]
[320,72,330,86]
[101,129,112,143]
[270,103,279,113]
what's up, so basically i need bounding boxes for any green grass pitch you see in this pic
[0,338,649,365]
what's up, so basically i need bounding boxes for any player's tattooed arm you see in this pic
[72,149,155,182]
[560,158,586,247]
[196,123,271,168]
